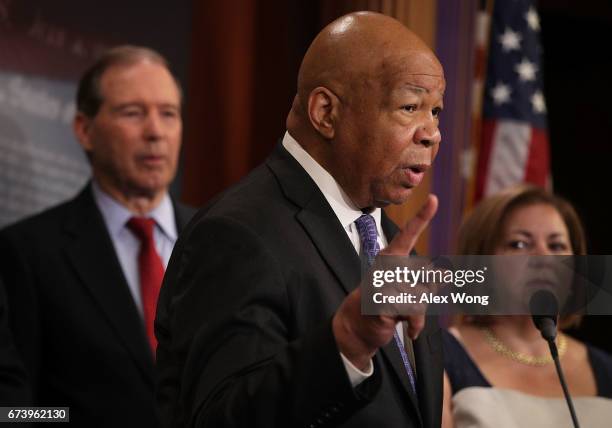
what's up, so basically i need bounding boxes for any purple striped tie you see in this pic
[354,214,416,393]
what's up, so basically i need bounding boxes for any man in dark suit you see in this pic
[0,46,194,427]
[157,12,445,427]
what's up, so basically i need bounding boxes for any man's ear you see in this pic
[307,87,340,139]
[73,112,94,152]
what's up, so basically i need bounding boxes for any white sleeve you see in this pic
[339,352,374,387]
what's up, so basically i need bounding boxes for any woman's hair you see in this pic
[458,184,586,256]
[457,184,586,328]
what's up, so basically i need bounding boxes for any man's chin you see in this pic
[373,188,414,208]
[128,178,170,199]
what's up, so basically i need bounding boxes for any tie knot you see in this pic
[355,213,376,231]
[127,217,156,243]
[354,213,380,264]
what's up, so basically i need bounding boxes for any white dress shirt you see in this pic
[91,181,177,317]
[282,131,397,387]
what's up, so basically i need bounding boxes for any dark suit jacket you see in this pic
[0,277,31,405]
[156,144,443,428]
[0,184,195,427]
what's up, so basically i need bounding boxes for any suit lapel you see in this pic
[173,201,196,232]
[381,211,399,242]
[379,339,422,423]
[269,144,424,421]
[296,201,362,295]
[267,144,362,294]
[62,187,154,384]
[414,323,443,428]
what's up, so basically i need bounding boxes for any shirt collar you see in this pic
[91,180,177,241]
[281,131,383,231]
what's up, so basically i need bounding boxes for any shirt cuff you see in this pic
[340,352,374,387]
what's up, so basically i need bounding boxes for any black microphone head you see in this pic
[530,289,559,317]
[530,290,559,341]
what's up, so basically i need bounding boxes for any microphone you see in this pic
[529,290,580,428]
[530,289,558,342]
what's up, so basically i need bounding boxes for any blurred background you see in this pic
[0,0,610,256]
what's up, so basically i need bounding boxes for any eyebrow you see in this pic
[396,83,445,100]
[399,84,426,94]
[113,102,180,111]
[509,230,568,239]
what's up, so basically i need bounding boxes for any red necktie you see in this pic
[127,217,164,356]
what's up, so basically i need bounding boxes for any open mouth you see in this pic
[408,164,429,174]
[403,164,429,186]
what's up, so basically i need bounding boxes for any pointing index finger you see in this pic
[383,194,438,256]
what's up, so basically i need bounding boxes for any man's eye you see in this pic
[432,107,442,117]
[162,110,179,118]
[122,110,142,117]
[402,105,417,113]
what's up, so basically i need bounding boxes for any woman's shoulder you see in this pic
[586,344,612,398]
[442,327,491,393]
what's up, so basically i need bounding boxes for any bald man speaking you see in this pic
[156,12,445,428]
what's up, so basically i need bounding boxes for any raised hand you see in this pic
[332,195,438,370]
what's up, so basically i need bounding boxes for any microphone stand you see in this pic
[546,338,580,428]
[537,319,580,428]
[531,290,580,428]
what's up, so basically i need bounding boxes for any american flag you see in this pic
[474,0,550,200]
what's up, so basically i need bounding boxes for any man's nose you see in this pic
[143,112,164,140]
[414,118,441,148]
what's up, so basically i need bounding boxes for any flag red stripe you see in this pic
[524,128,550,187]
[475,119,497,201]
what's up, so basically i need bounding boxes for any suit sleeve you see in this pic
[156,216,382,428]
